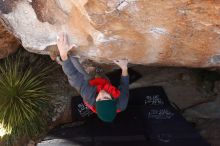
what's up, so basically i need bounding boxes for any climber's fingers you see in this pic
[63,33,67,44]
[113,59,128,69]
[113,59,128,64]
[113,60,120,65]
[57,33,63,45]
[69,43,78,50]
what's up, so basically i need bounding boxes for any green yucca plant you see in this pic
[0,53,53,144]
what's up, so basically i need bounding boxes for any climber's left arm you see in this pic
[113,59,129,112]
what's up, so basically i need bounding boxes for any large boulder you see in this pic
[0,0,219,67]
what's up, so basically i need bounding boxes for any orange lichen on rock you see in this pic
[0,20,20,58]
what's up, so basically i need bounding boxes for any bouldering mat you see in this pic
[38,87,211,146]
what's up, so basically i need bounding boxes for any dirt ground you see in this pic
[41,55,220,146]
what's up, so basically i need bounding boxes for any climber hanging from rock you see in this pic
[53,33,129,123]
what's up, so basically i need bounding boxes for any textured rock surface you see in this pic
[0,20,20,58]
[0,0,220,67]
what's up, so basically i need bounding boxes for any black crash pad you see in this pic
[38,87,211,146]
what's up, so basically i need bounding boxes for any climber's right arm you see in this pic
[62,58,96,105]
[57,33,96,105]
